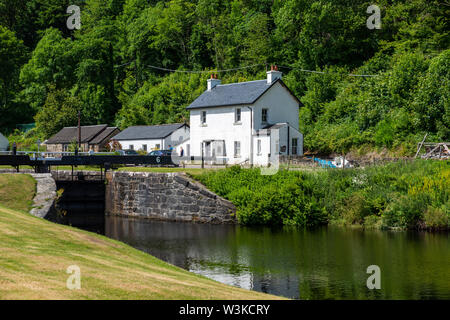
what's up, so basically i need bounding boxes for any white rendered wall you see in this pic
[116,139,163,152]
[253,134,271,166]
[173,138,190,157]
[164,126,190,149]
[190,106,252,165]
[253,82,299,131]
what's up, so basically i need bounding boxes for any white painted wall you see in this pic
[190,106,252,165]
[253,134,271,166]
[0,133,8,151]
[117,139,164,152]
[253,82,299,131]
[173,138,190,157]
[115,126,190,153]
[252,125,303,166]
[164,126,190,150]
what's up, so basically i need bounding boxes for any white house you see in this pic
[111,123,190,153]
[0,133,9,151]
[187,67,303,166]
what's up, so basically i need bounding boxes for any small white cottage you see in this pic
[187,67,303,166]
[0,133,9,151]
[111,123,190,153]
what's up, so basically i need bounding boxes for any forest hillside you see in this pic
[0,0,448,155]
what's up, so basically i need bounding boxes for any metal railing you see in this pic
[0,151,116,159]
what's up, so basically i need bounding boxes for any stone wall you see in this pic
[105,171,237,224]
[0,172,57,219]
[51,170,104,181]
[29,173,57,219]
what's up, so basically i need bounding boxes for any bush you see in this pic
[424,206,449,230]
[193,160,449,230]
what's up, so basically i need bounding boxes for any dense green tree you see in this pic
[0,26,26,108]
[34,85,80,138]
[0,25,28,131]
[413,50,450,140]
[0,0,447,154]
[19,28,75,112]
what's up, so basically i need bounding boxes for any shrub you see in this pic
[193,160,449,230]
[424,206,449,230]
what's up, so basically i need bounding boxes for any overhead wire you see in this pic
[114,61,380,77]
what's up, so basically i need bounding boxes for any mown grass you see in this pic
[193,160,449,230]
[0,174,36,211]
[0,174,281,300]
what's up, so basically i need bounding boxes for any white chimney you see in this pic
[267,65,282,84]
[207,74,221,91]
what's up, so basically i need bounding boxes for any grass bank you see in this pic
[0,174,36,211]
[0,174,280,300]
[192,160,449,231]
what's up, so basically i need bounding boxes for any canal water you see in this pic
[104,216,450,300]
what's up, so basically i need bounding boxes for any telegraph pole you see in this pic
[77,110,81,155]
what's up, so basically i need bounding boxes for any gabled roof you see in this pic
[263,123,287,130]
[46,125,108,144]
[187,79,300,109]
[255,122,303,136]
[112,123,188,141]
[89,127,120,145]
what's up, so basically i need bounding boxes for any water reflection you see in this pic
[105,216,450,300]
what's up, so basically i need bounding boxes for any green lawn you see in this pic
[0,174,36,211]
[0,174,280,300]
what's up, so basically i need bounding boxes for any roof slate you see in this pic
[89,127,120,145]
[187,80,272,109]
[112,123,187,140]
[46,125,108,144]
[263,123,287,130]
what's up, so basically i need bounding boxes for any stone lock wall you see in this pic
[105,171,237,224]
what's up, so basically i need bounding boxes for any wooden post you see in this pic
[201,142,204,169]
[78,110,81,151]
[415,133,428,158]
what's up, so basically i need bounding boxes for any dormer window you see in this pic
[262,108,268,123]
[235,108,241,123]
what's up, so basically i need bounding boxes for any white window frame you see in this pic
[235,107,241,124]
[257,139,262,155]
[234,141,241,158]
[201,111,207,125]
[262,108,268,123]
[292,138,298,155]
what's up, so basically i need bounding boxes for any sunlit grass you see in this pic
[0,174,281,300]
[0,174,36,211]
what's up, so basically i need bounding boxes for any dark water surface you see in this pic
[105,216,449,300]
